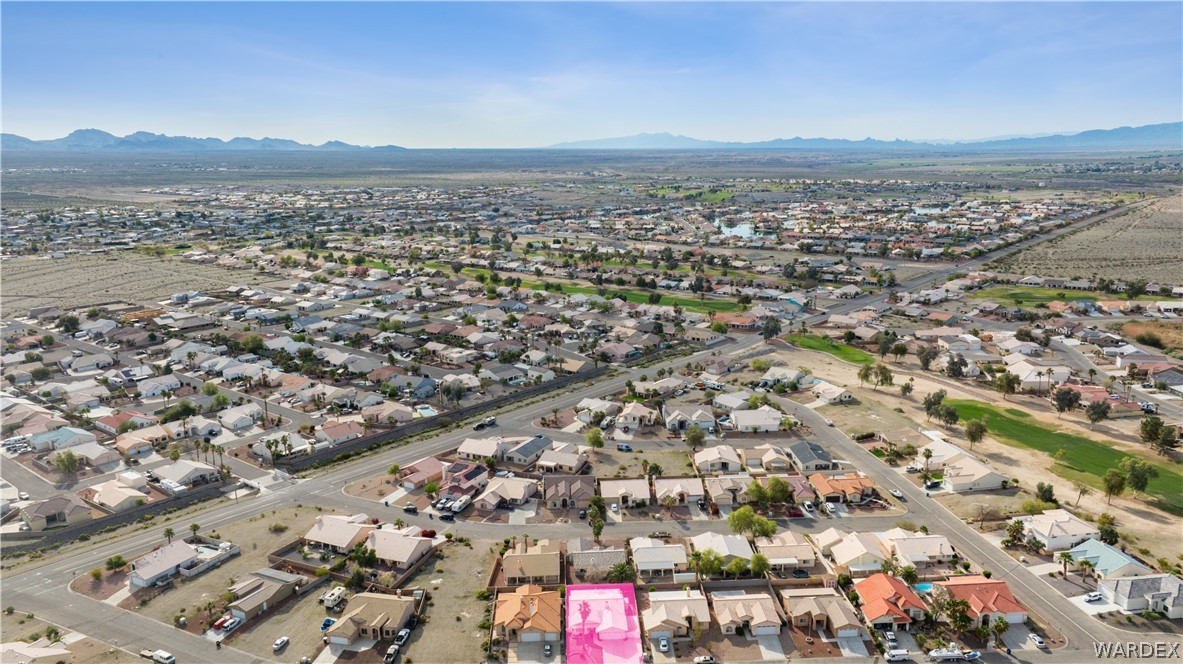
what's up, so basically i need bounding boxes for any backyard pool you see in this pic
[914,583,934,593]
[415,404,439,417]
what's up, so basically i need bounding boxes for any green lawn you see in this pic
[948,399,1183,515]
[786,334,875,365]
[968,285,1159,305]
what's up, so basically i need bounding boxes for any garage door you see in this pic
[753,625,780,636]
[519,632,542,642]
[836,628,861,639]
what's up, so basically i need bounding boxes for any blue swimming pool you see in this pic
[415,404,438,417]
[914,582,934,593]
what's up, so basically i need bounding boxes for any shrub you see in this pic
[269,523,289,534]
[90,568,103,581]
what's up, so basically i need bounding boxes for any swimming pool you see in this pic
[415,404,439,417]
[914,582,934,593]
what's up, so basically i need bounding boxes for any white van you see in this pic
[885,649,910,662]
[152,650,176,664]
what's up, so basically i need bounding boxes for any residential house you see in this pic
[442,461,490,498]
[564,584,644,664]
[781,588,866,639]
[617,402,658,429]
[494,584,563,643]
[361,401,414,425]
[218,402,263,431]
[28,427,95,453]
[155,460,220,487]
[808,473,874,503]
[502,540,562,585]
[317,420,365,445]
[729,405,783,433]
[20,494,93,531]
[567,539,628,580]
[689,532,753,564]
[829,532,889,576]
[712,391,752,412]
[1099,574,1183,619]
[599,478,652,507]
[302,513,377,553]
[129,540,198,588]
[94,410,156,435]
[641,589,711,642]
[324,593,416,645]
[854,574,927,631]
[475,477,538,511]
[704,475,749,506]
[1015,509,1100,551]
[1064,539,1153,581]
[543,475,596,510]
[629,537,689,578]
[456,436,509,462]
[663,407,716,433]
[810,382,853,403]
[398,456,445,492]
[505,435,554,467]
[136,374,182,398]
[652,477,704,506]
[365,528,434,570]
[880,529,956,569]
[710,590,783,636]
[786,441,835,472]
[228,568,305,621]
[694,445,741,474]
[536,448,588,475]
[754,532,816,571]
[741,445,792,473]
[934,576,1028,626]
[87,478,146,512]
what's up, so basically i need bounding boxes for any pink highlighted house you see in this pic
[565,584,644,664]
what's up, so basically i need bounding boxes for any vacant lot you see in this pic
[1,253,271,316]
[967,285,1157,305]
[988,197,1183,283]
[401,540,495,664]
[1121,320,1183,355]
[136,506,336,629]
[948,400,1183,515]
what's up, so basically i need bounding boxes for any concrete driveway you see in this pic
[1000,624,1044,652]
[509,499,538,525]
[1068,594,1120,616]
[836,636,869,657]
[755,634,785,659]
[507,641,548,664]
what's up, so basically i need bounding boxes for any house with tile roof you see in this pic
[710,590,782,635]
[934,576,1027,626]
[502,540,562,585]
[781,587,866,639]
[1064,539,1153,580]
[325,592,416,645]
[853,573,927,631]
[494,584,563,643]
[302,513,376,553]
[641,589,711,642]
[1099,574,1183,619]
[544,475,596,510]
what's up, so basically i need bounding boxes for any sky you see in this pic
[2,2,1181,148]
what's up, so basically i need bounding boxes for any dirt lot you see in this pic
[593,442,695,478]
[1120,320,1183,355]
[0,253,272,316]
[1,609,56,645]
[0,610,126,664]
[133,506,337,629]
[399,540,495,664]
[230,583,336,663]
[935,487,1027,528]
[988,197,1183,283]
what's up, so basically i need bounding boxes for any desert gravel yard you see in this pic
[229,587,336,662]
[400,540,496,664]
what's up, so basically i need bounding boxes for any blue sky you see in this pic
[3,2,1180,148]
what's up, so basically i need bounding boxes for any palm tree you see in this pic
[189,523,200,537]
[162,389,173,410]
[1057,551,1074,576]
[991,616,1009,648]
[689,550,704,582]
[164,527,175,543]
[922,448,933,475]
[1078,559,1095,584]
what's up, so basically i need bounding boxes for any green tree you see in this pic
[692,549,724,578]
[1140,416,1165,444]
[58,315,81,334]
[899,566,919,585]
[747,481,770,509]
[189,523,200,536]
[761,319,782,340]
[994,372,1021,400]
[725,557,749,579]
[387,463,401,475]
[1153,426,1179,456]
[607,562,637,583]
[684,425,706,452]
[105,555,127,571]
[591,517,604,542]
[964,418,987,449]
[1102,469,1126,504]
[54,450,80,474]
[423,481,440,498]
[750,553,771,577]
[766,476,791,505]
[1052,388,1081,418]
[39,334,55,348]
[585,428,604,449]
[201,381,220,397]
[916,345,940,371]
[164,527,175,543]
[1057,551,1075,576]
[1120,458,1160,500]
[1086,401,1110,428]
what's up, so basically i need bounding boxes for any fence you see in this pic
[1,482,226,555]
[277,367,608,472]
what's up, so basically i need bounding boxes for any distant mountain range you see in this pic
[0,129,405,152]
[548,122,1183,151]
[2,122,1179,152]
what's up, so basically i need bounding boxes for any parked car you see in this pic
[925,480,942,490]
[212,616,230,630]
[801,501,814,511]
[694,656,717,664]
[384,645,399,663]
[320,618,336,631]
[407,614,419,629]
[696,498,707,510]
[394,629,411,647]
[1084,591,1103,602]
[543,644,553,657]
[439,512,455,522]
[791,569,809,579]
[889,489,904,499]
[578,509,587,519]
[472,421,487,431]
[17,491,29,500]
[611,503,619,513]
[658,638,669,653]
[1029,634,1046,648]
[649,531,672,539]
[964,652,981,660]
[273,637,289,652]
[616,443,633,452]
[403,504,418,514]
[223,617,241,632]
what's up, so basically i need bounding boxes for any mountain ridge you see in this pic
[0,129,405,152]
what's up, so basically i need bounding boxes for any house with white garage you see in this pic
[129,540,198,588]
[365,527,434,570]
[1064,539,1153,581]
[754,532,815,571]
[742,445,793,473]
[810,381,853,403]
[710,590,783,636]
[712,391,752,412]
[600,477,652,508]
[325,592,415,645]
[28,427,95,453]
[1099,574,1183,619]
[781,587,866,639]
[457,436,509,462]
[629,536,689,578]
[642,589,710,642]
[575,398,620,424]
[941,453,1009,493]
[504,435,554,467]
[136,374,182,398]
[694,445,741,474]
[704,475,750,506]
[663,407,716,433]
[474,477,538,511]
[1014,509,1100,551]
[617,402,658,429]
[729,405,783,433]
[218,402,262,431]
[652,477,704,506]
[156,460,220,487]
[787,440,836,472]
[72,441,121,468]
[302,513,376,553]
[690,532,753,565]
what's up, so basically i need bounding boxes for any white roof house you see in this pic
[303,513,376,552]
[629,537,688,576]
[729,405,783,433]
[1014,509,1100,551]
[689,532,753,563]
[754,532,816,569]
[129,540,198,588]
[694,445,742,473]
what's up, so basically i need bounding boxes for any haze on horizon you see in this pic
[2,2,1180,149]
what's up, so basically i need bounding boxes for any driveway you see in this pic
[507,641,548,664]
[688,502,711,521]
[650,641,676,664]
[1068,594,1119,616]
[836,636,869,657]
[999,624,1043,652]
[509,500,538,525]
[755,634,785,659]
